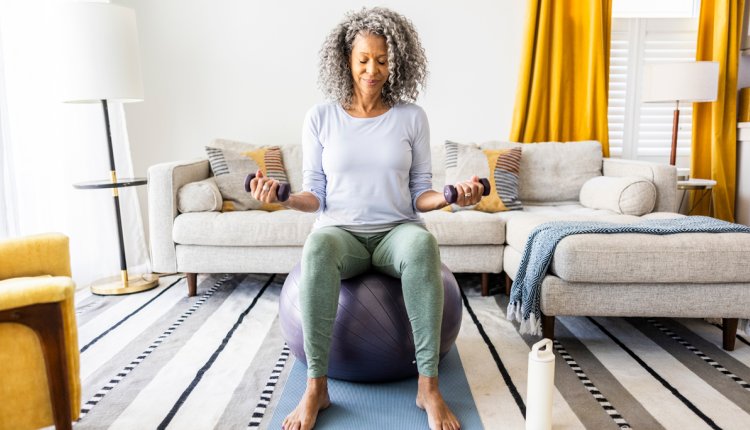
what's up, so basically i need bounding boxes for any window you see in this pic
[608,18,698,166]
[613,0,699,18]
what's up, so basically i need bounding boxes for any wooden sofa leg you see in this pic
[0,303,73,430]
[723,318,738,351]
[187,273,198,297]
[481,273,489,296]
[542,314,555,340]
[504,274,512,296]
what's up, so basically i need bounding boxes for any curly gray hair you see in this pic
[318,7,428,108]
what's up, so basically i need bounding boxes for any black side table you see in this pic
[74,177,159,295]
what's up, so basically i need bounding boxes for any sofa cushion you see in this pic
[173,210,316,246]
[551,230,750,284]
[480,140,603,204]
[174,209,505,248]
[280,144,304,193]
[420,210,506,245]
[579,176,656,216]
[504,212,750,284]
[206,139,289,211]
[431,144,446,192]
[504,210,641,251]
[177,178,223,213]
[444,140,523,212]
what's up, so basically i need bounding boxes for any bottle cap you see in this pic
[530,338,555,362]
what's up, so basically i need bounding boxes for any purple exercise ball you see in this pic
[279,263,463,382]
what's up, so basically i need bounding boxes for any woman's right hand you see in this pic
[250,170,281,204]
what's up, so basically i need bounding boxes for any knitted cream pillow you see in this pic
[579,176,656,215]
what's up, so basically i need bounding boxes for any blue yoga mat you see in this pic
[269,346,483,429]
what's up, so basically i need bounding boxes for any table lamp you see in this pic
[641,61,719,166]
[57,2,158,295]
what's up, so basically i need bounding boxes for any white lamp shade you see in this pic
[57,2,144,103]
[641,61,719,103]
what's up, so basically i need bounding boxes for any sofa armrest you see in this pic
[602,158,677,213]
[147,159,211,273]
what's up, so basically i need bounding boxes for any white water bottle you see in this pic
[526,338,555,430]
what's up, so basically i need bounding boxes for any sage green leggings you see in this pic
[299,222,444,378]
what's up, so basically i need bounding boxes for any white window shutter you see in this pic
[608,20,630,157]
[635,19,698,164]
[608,18,698,165]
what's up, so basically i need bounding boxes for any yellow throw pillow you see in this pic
[205,145,288,212]
[443,140,522,213]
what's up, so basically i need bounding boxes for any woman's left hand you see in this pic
[250,170,281,204]
[454,175,485,207]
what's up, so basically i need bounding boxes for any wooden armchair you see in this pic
[0,233,80,430]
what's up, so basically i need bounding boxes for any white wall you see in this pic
[121,0,527,236]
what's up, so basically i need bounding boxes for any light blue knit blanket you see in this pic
[507,216,750,336]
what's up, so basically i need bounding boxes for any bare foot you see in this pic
[282,376,331,430]
[415,374,461,430]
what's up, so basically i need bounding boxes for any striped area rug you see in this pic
[72,273,750,429]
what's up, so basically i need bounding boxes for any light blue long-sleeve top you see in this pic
[302,102,433,233]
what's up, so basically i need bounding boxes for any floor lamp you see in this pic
[58,2,158,295]
[641,61,719,166]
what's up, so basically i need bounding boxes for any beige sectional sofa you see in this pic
[148,140,750,349]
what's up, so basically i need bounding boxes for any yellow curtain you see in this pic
[691,0,745,221]
[510,0,612,157]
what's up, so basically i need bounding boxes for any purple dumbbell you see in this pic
[443,178,491,204]
[244,173,291,202]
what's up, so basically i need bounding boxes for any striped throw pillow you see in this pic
[205,144,289,211]
[444,140,523,212]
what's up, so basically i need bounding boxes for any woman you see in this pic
[250,7,483,430]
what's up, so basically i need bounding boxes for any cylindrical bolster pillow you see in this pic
[177,178,223,213]
[579,176,656,216]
